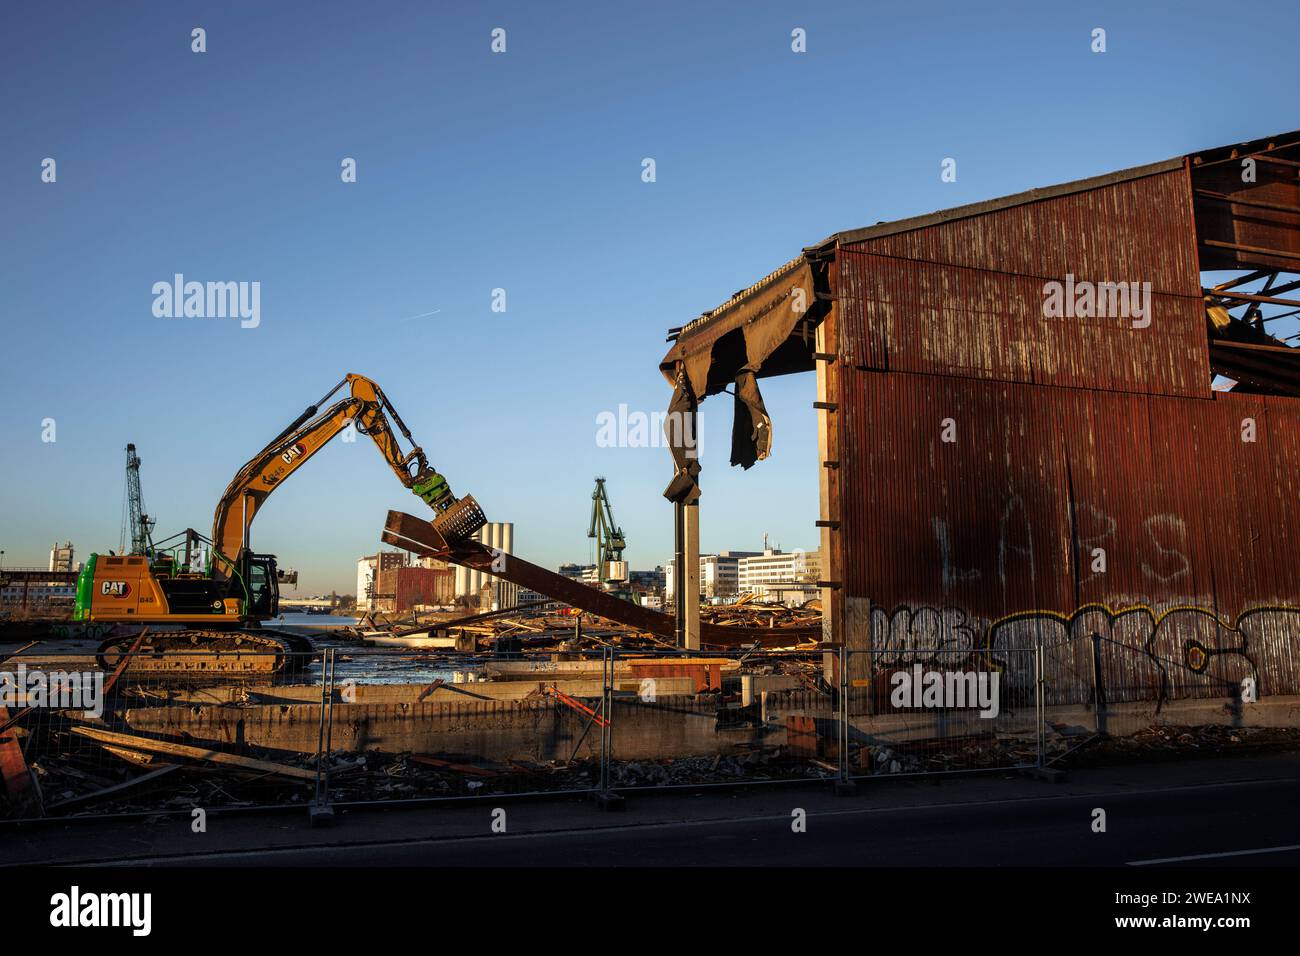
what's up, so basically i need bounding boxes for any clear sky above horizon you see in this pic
[2,1,1297,594]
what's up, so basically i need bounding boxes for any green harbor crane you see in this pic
[120,443,155,556]
[588,477,631,598]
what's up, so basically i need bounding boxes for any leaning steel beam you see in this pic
[382,511,820,648]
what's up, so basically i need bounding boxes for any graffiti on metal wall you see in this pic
[868,602,1299,703]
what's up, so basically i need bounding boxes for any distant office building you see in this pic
[515,587,565,611]
[628,567,666,591]
[49,541,75,573]
[1,576,76,610]
[559,563,597,585]
[738,549,821,604]
[665,551,760,601]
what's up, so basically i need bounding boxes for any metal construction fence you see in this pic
[0,633,1259,821]
[843,647,1042,780]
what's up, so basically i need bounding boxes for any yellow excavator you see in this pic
[74,374,486,674]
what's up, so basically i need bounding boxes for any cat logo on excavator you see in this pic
[281,441,307,465]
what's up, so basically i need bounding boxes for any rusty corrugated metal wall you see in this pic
[829,167,1300,703]
[837,170,1207,395]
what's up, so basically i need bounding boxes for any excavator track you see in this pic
[97,628,313,678]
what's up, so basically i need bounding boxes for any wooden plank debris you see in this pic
[70,726,317,781]
[102,745,163,767]
[45,763,181,811]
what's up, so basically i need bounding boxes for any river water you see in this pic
[262,611,464,683]
[264,612,359,629]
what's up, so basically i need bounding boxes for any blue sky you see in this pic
[2,1,1296,594]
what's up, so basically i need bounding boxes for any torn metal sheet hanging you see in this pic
[659,257,826,472]
[730,369,771,469]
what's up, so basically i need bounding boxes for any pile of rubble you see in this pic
[348,597,823,654]
[325,748,838,799]
[608,751,836,787]
[849,737,1040,775]
[20,744,848,816]
[344,603,674,653]
[318,751,598,801]
[26,744,326,817]
[700,599,822,636]
[1051,724,1300,768]
[21,723,1300,817]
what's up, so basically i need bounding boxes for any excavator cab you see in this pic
[243,553,280,621]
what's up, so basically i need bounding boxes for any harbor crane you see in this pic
[587,477,629,594]
[120,443,155,557]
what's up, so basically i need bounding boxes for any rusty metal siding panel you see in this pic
[834,367,1300,702]
[858,171,1200,291]
[837,170,1209,397]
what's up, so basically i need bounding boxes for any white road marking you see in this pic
[1128,844,1300,866]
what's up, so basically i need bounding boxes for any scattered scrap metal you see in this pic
[346,598,822,654]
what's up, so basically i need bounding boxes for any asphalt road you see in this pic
[99,774,1300,867]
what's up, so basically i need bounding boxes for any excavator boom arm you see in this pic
[210,374,457,575]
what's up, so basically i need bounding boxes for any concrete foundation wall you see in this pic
[124,695,759,762]
[120,691,1300,765]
